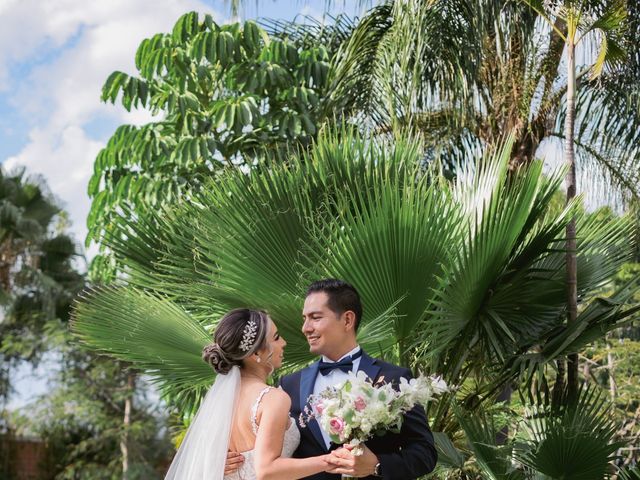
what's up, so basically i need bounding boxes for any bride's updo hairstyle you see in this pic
[202,308,270,374]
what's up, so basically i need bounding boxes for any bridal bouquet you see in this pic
[300,371,449,453]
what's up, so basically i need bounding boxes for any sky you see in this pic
[0,0,366,410]
[0,0,365,258]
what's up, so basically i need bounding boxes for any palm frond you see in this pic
[304,135,462,355]
[72,286,213,413]
[260,12,355,53]
[454,404,525,480]
[423,136,564,363]
[432,431,468,470]
[618,467,640,480]
[516,385,623,479]
[553,73,640,205]
[500,275,640,392]
[74,126,639,413]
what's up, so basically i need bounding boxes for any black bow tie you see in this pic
[318,349,363,376]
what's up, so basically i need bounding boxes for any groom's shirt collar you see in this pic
[321,345,362,364]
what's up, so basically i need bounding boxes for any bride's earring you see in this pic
[256,357,261,363]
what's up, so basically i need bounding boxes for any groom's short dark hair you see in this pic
[306,279,363,332]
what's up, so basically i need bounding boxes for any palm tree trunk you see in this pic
[121,372,135,480]
[553,357,566,405]
[495,383,512,445]
[606,335,617,403]
[0,237,15,292]
[565,39,579,405]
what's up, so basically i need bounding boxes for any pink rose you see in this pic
[315,402,325,415]
[354,396,367,411]
[329,417,345,434]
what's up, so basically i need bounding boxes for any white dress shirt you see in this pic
[312,345,362,449]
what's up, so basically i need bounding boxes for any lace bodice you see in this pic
[224,387,300,480]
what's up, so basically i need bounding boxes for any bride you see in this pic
[165,308,342,479]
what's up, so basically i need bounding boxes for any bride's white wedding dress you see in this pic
[165,368,300,480]
[224,387,301,480]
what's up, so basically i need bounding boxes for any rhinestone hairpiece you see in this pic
[239,318,258,352]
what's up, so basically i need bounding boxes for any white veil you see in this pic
[165,366,241,480]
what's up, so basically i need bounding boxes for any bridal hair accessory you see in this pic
[239,318,258,352]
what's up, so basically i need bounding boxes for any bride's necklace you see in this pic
[241,372,266,382]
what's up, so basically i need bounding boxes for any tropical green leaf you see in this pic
[432,431,468,469]
[516,386,623,479]
[72,287,213,413]
[455,404,525,480]
[76,127,639,418]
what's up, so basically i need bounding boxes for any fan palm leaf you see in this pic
[516,386,623,479]
[330,0,639,203]
[618,467,640,480]
[72,128,638,413]
[72,287,212,413]
[455,403,526,480]
[421,137,573,369]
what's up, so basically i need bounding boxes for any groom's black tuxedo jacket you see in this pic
[279,351,437,480]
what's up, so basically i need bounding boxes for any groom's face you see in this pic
[302,291,355,360]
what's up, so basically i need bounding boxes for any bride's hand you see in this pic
[331,447,352,457]
[323,449,351,473]
[326,445,379,477]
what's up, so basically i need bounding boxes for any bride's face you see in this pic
[259,318,287,370]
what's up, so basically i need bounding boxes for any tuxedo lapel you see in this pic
[299,360,319,411]
[357,352,381,382]
[299,361,327,451]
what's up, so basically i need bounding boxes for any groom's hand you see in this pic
[224,450,244,475]
[328,444,379,477]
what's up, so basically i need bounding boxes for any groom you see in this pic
[228,279,438,479]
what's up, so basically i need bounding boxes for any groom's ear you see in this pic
[342,310,357,332]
